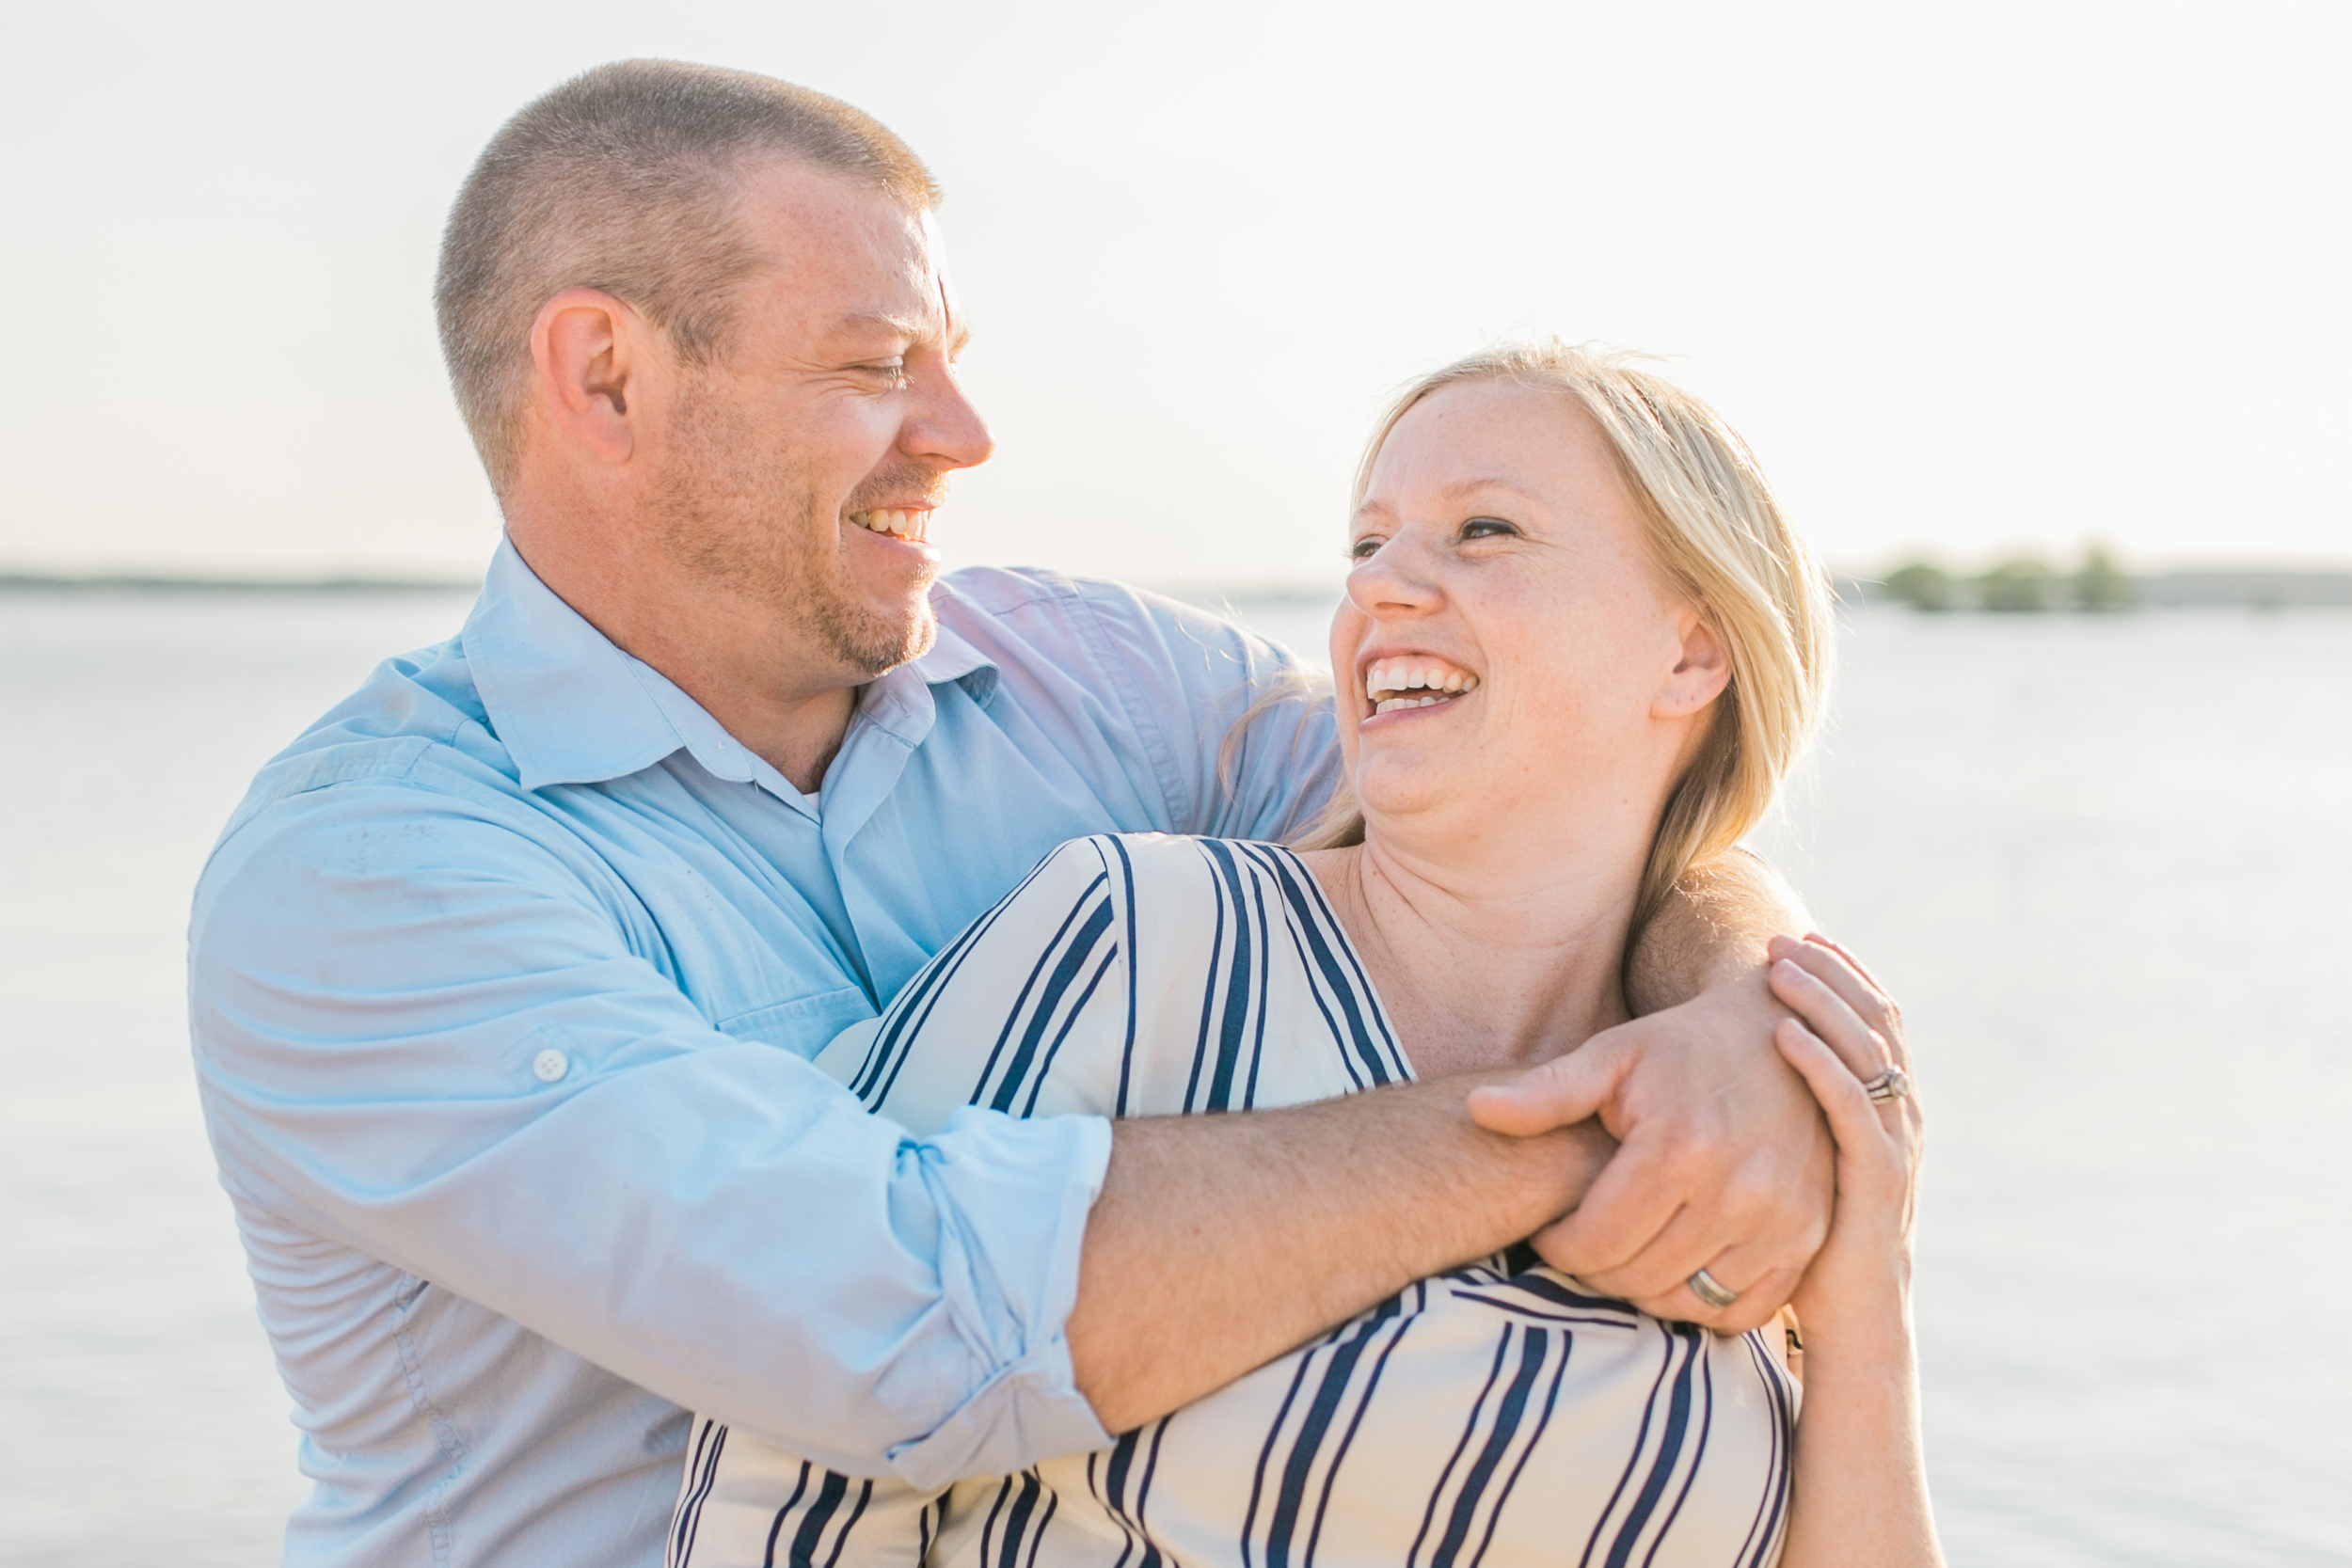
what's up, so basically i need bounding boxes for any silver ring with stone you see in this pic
[1688,1267,1740,1309]
[1862,1066,1913,1104]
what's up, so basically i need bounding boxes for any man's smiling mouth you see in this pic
[1364,657,1479,715]
[849,509,929,542]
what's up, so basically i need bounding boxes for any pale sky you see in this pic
[7,0,2346,589]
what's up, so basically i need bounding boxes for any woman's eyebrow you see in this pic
[1439,476,1546,506]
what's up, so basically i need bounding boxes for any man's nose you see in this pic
[908,368,994,472]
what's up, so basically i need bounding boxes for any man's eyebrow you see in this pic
[840,310,934,343]
[835,310,972,356]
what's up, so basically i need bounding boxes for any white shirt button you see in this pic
[532,1048,570,1084]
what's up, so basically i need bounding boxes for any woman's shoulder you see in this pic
[1034,833,1330,922]
[1051,831,1312,879]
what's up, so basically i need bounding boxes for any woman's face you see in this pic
[1330,378,1728,857]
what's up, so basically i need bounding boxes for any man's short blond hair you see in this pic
[434,59,938,498]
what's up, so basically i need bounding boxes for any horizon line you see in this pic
[8,561,2352,596]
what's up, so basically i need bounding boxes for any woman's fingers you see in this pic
[1774,1018,1901,1153]
[1801,931,1887,995]
[1767,955,1889,1083]
[1767,934,1907,1069]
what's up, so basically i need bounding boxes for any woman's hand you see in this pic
[1765,934,1944,1568]
[1764,934,1923,1335]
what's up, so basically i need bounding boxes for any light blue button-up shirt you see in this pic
[188,543,1338,1568]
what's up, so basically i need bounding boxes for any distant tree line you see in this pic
[1877,546,2134,612]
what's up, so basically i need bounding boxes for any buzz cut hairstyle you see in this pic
[434,58,940,498]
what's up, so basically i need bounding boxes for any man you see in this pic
[190,60,1883,1567]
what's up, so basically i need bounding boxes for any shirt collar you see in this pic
[463,539,999,793]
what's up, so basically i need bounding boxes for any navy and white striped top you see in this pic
[670,834,1796,1568]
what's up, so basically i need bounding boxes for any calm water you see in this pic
[2,589,2346,1566]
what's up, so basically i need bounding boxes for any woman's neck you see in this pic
[1300,829,1645,1079]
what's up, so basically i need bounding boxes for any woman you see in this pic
[667,343,1940,1568]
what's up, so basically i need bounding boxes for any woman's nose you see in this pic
[1345,536,1441,619]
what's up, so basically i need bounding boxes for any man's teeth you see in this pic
[1363,660,1478,709]
[849,509,928,541]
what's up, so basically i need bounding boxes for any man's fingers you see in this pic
[1466,1039,1627,1138]
[1526,1147,1686,1277]
[1712,1265,1803,1332]
[1619,1259,1799,1334]
[1578,1205,1765,1309]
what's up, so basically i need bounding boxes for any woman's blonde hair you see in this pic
[1281,341,1834,938]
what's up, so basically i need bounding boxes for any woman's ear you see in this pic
[1655,605,1733,718]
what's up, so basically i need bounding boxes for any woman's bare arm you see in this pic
[1766,938,1944,1568]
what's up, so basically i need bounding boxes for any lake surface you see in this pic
[2,588,2346,1566]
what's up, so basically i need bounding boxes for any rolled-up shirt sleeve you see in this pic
[189,780,1114,1486]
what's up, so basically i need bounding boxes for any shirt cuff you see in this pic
[882,1107,1117,1488]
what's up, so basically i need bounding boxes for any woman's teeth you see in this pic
[849,509,928,542]
[1364,660,1477,715]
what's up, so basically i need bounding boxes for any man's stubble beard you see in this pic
[649,377,937,679]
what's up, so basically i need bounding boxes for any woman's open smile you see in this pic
[1360,654,1481,719]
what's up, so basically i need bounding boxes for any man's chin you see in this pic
[824,594,936,678]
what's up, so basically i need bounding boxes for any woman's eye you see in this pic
[1347,536,1385,561]
[1460,516,1518,542]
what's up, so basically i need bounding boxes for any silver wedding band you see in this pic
[1862,1066,1913,1104]
[1688,1267,1740,1310]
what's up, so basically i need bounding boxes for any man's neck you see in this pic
[505,529,864,795]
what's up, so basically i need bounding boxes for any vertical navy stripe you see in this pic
[1182,856,1231,1112]
[667,1418,725,1568]
[759,1463,812,1568]
[1641,1347,1716,1567]
[1469,1333,1572,1567]
[1602,1325,1704,1568]
[1241,1326,1331,1567]
[1261,1296,1407,1568]
[1020,944,1120,1117]
[818,1480,874,1568]
[1578,1324,1680,1568]
[787,1468,850,1568]
[1300,1289,1423,1565]
[1244,844,1404,1086]
[1104,836,1142,1117]
[1408,1327,1518,1567]
[988,899,1116,1111]
[1428,1326,1551,1568]
[969,874,1111,1106]
[853,845,1069,1101]
[1199,840,1256,1111]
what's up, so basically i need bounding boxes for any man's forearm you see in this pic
[1067,1073,1613,1433]
[1624,848,1813,1014]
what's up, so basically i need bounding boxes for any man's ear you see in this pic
[528,288,643,466]
[1655,604,1733,718]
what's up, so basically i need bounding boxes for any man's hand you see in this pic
[1467,931,1904,1334]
